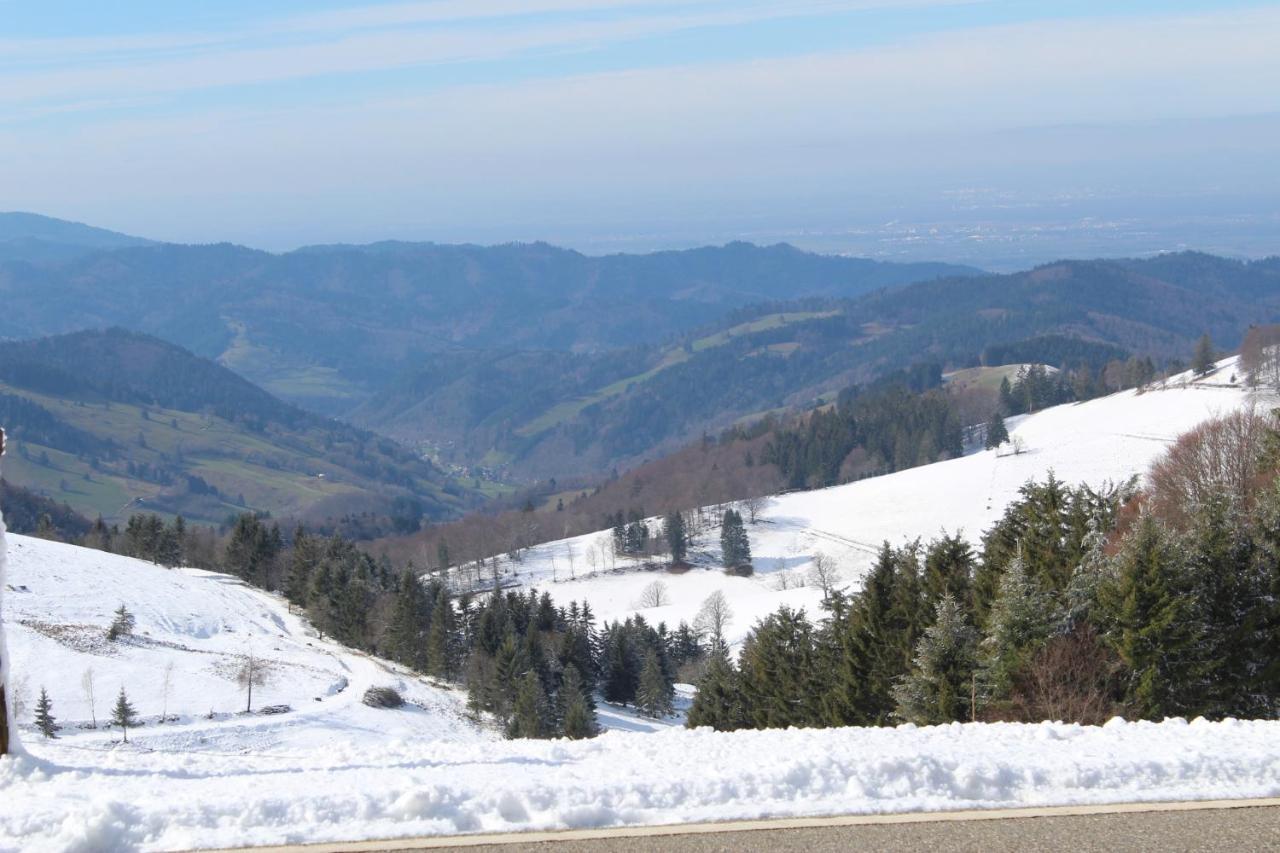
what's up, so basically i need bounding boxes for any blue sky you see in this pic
[2,1,1278,261]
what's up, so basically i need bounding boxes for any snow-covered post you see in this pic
[0,427,19,756]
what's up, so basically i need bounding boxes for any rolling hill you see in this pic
[0,226,976,414]
[356,253,1280,480]
[0,212,153,265]
[0,329,474,525]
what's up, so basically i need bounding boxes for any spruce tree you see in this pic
[635,650,674,718]
[664,512,688,564]
[686,645,745,731]
[111,687,138,743]
[558,664,598,739]
[107,604,135,641]
[738,607,818,728]
[822,544,900,726]
[507,671,551,739]
[893,595,979,725]
[720,509,751,570]
[980,552,1057,701]
[923,533,974,610]
[1183,496,1268,718]
[426,590,457,680]
[1191,333,1216,376]
[985,411,1010,449]
[387,570,427,670]
[34,687,57,739]
[1096,516,1202,719]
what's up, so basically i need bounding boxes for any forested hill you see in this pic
[0,233,976,413]
[0,211,153,264]
[0,329,475,526]
[357,252,1280,481]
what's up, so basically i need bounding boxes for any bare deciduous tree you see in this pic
[694,590,732,650]
[81,668,97,730]
[637,580,670,609]
[741,496,767,525]
[236,654,271,714]
[160,662,175,723]
[1148,407,1271,525]
[808,553,840,600]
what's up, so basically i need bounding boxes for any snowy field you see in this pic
[500,359,1269,647]
[2,357,1278,852]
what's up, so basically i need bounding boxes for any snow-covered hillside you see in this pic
[3,536,488,753]
[3,357,1278,852]
[501,359,1266,646]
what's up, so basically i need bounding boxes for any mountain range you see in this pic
[0,212,1277,492]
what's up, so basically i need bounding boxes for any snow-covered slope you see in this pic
[495,359,1267,646]
[2,357,1278,852]
[3,536,487,753]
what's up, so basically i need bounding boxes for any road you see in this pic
[216,800,1280,853]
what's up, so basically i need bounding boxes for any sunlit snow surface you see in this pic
[3,357,1278,852]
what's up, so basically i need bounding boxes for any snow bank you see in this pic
[3,717,1280,851]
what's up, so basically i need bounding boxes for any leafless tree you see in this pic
[160,662,175,723]
[81,668,97,729]
[741,495,767,525]
[637,580,670,609]
[1148,407,1270,526]
[236,654,271,714]
[808,553,840,600]
[694,590,733,650]
[1240,325,1280,390]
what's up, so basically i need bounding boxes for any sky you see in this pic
[2,0,1279,266]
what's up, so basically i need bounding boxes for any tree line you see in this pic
[687,409,1280,731]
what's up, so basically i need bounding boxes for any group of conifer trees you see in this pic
[688,451,1280,730]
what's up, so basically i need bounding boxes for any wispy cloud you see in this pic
[0,0,979,114]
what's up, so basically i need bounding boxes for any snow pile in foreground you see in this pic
[3,717,1280,851]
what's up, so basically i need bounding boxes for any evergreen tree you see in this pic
[664,511,688,564]
[1183,496,1269,718]
[111,687,139,742]
[506,671,551,739]
[34,687,57,739]
[893,595,979,725]
[720,509,751,570]
[635,650,675,718]
[686,644,745,731]
[985,411,1010,449]
[923,533,974,610]
[426,589,458,680]
[558,664,598,739]
[1096,516,1202,719]
[738,607,818,728]
[107,603,135,641]
[1191,333,1216,376]
[386,570,428,670]
[821,544,902,726]
[998,375,1015,415]
[980,552,1057,700]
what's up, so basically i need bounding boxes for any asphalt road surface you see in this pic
[219,802,1280,853]
[446,806,1280,853]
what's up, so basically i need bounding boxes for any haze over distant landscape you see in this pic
[4,1,1279,267]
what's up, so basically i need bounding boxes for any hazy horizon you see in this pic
[5,1,1279,269]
